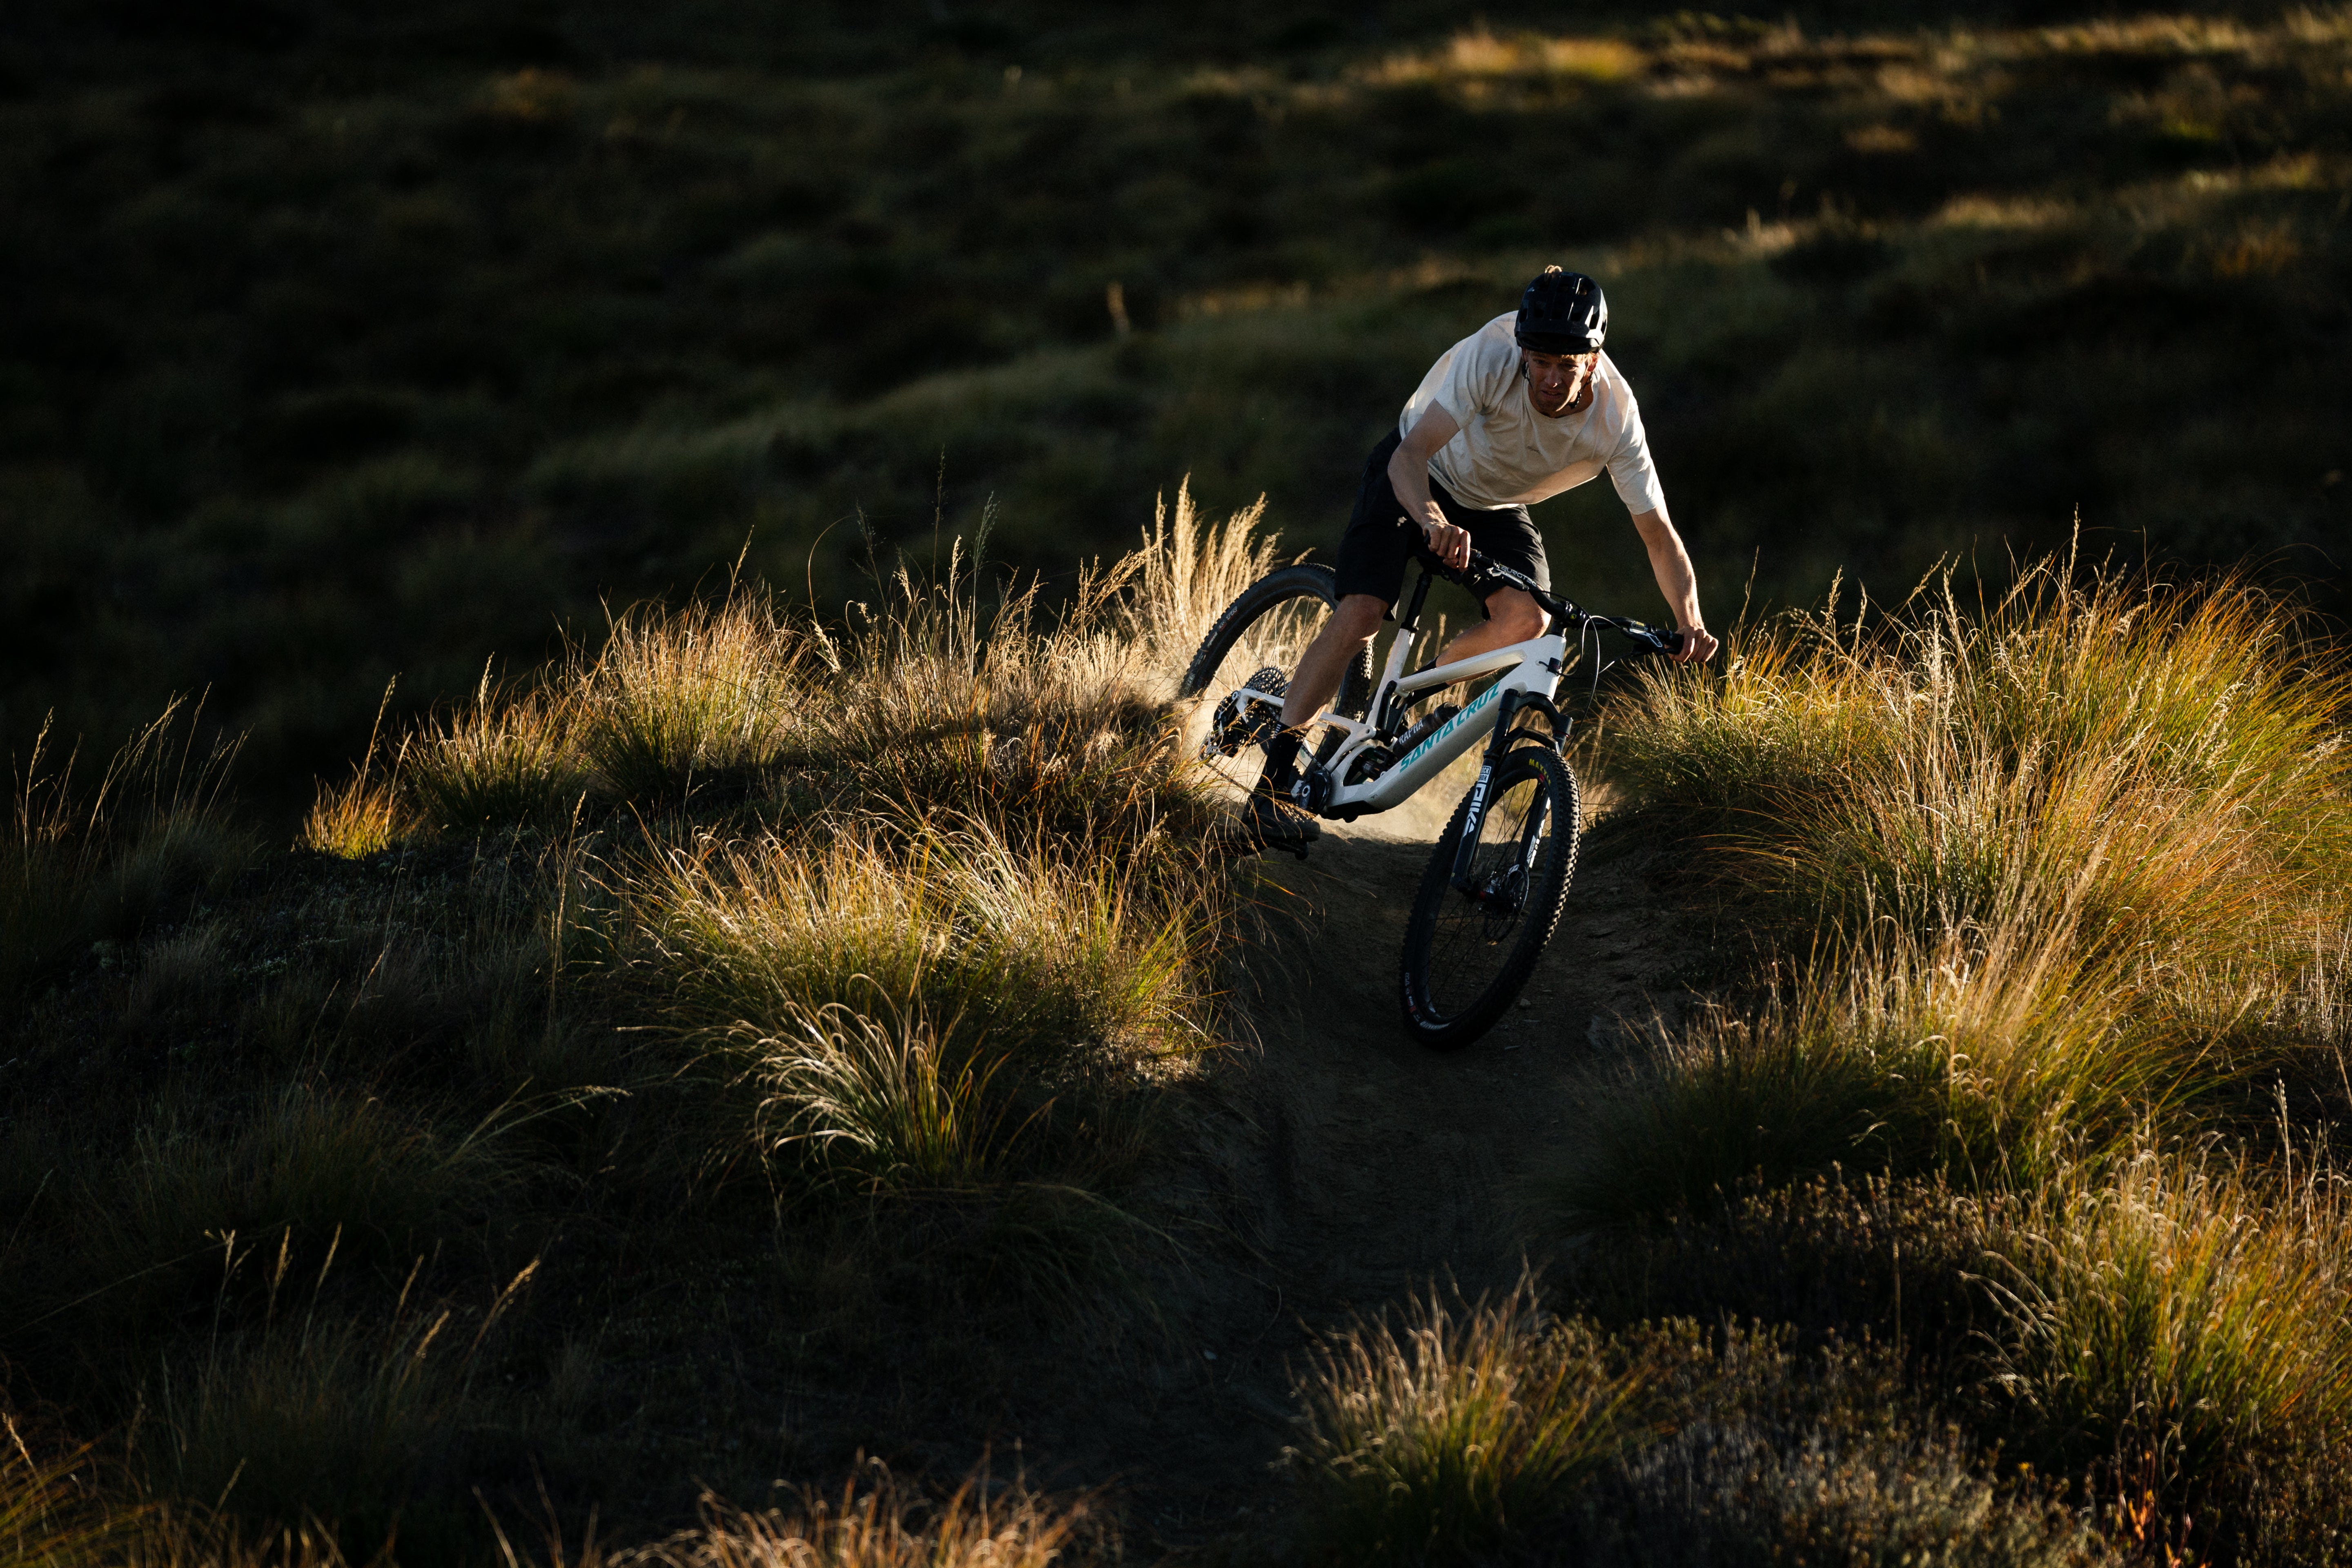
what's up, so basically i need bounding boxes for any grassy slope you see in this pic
[7,514,2352,1565]
[0,500,1276,1563]
[6,3,2352,1563]
[4,2,2347,792]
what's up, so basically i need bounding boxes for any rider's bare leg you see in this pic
[1278,594,1389,728]
[1432,587,1546,667]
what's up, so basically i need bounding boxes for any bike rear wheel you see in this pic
[1399,746,1579,1050]
[1180,563,1373,795]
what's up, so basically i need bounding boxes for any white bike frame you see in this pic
[1308,626,1564,819]
[1207,553,1674,837]
[1218,584,1570,822]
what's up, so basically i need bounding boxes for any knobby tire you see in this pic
[1180,564,1374,767]
[1398,746,1580,1050]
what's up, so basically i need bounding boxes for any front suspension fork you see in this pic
[1449,690,1569,894]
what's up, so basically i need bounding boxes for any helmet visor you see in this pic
[1516,328,1603,356]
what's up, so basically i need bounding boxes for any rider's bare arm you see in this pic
[1388,405,1470,570]
[1630,504,1719,664]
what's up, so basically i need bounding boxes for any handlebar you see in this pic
[1428,546,1686,659]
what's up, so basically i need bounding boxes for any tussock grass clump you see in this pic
[348,485,1263,847]
[143,1311,463,1544]
[298,774,405,860]
[407,675,586,833]
[611,1466,1102,1568]
[0,1431,141,1568]
[1610,559,2352,967]
[633,817,1215,1225]
[1286,1275,1662,1564]
[1287,1273,2093,1566]
[642,821,1215,1071]
[746,1005,1027,1195]
[768,489,1261,844]
[577,594,804,803]
[1599,1333,2104,1568]
[1577,559,2352,1207]
[33,1091,515,1358]
[6,701,248,999]
[1981,1146,2352,1557]
[138,1250,537,1558]
[1561,924,2164,1223]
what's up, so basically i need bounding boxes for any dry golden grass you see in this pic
[1979,1143,2352,1555]
[576,593,806,802]
[406,674,586,833]
[1286,1274,1659,1564]
[587,1465,1100,1568]
[1583,557,2352,1201]
[1608,558,2352,966]
[0,1425,142,1568]
[298,775,405,860]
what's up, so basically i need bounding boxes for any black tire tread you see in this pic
[1180,563,1372,719]
[1397,746,1580,1050]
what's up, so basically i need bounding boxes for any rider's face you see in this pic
[1521,349,1599,415]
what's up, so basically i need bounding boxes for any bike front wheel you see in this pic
[1179,562,1372,796]
[1399,746,1580,1050]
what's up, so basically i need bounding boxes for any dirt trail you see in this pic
[1003,811,1703,1547]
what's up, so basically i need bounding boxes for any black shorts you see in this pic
[1333,430,1550,612]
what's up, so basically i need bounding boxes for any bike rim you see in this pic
[1417,764,1554,1022]
[1187,587,1337,799]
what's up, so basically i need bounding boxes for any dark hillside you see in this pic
[3,3,2346,790]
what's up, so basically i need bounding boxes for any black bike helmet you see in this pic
[1515,266,1607,355]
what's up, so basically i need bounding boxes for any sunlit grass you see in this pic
[595,1464,1100,1568]
[577,592,805,803]
[1606,553,2352,998]
[299,773,404,860]
[633,819,1215,1069]
[1286,1274,1658,1564]
[0,1429,141,1568]
[1573,559,2352,1215]
[406,674,585,833]
[1980,1144,2352,1557]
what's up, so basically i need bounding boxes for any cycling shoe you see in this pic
[1220,791,1322,858]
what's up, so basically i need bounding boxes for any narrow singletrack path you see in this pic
[1000,811,1705,1548]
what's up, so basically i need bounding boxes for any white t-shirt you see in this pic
[1397,312,1668,516]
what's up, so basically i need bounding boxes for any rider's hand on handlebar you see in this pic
[1419,512,1472,571]
[1674,627,1720,664]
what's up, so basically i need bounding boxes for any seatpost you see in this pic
[1394,563,1435,633]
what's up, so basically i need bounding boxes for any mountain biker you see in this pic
[1241,266,1721,847]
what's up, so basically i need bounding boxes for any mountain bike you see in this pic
[1180,548,1682,1050]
